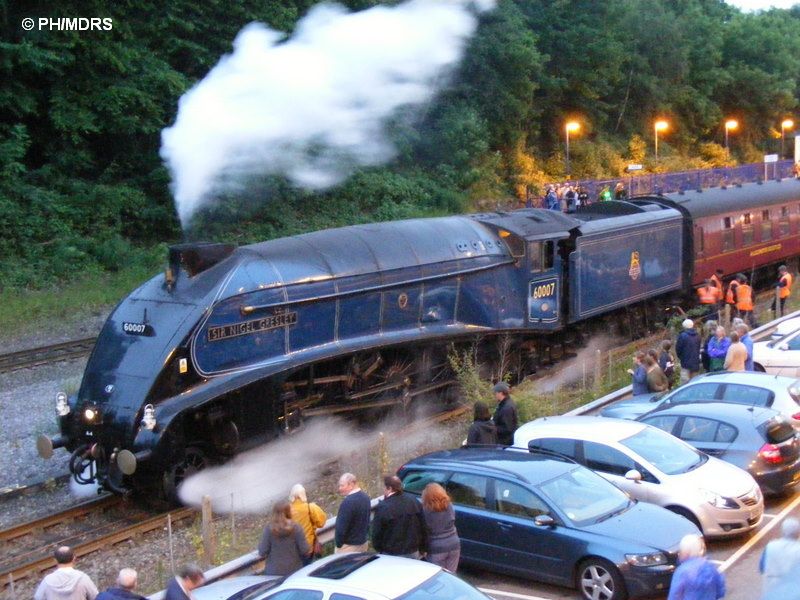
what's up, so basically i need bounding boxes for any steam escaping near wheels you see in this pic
[160,0,497,227]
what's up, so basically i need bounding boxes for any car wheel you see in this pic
[754,363,766,373]
[667,506,703,532]
[577,558,628,600]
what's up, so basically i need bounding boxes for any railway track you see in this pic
[0,337,96,374]
[0,493,195,590]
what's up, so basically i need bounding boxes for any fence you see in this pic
[540,159,795,206]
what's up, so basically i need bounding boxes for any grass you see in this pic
[0,265,157,339]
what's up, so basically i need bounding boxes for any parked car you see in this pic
[754,327,800,375]
[513,416,763,538]
[600,372,800,426]
[770,317,800,340]
[398,446,699,600]
[637,402,800,495]
[192,553,492,600]
[601,392,665,420]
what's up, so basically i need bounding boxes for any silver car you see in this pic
[513,416,763,538]
[602,371,800,426]
[192,553,493,600]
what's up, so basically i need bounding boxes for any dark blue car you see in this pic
[398,448,699,600]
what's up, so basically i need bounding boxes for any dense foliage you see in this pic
[2,0,800,288]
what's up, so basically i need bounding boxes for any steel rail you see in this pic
[1,507,195,588]
[0,336,96,373]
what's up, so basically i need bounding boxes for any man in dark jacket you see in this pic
[335,472,371,553]
[165,565,204,600]
[96,569,146,600]
[492,382,519,445]
[372,475,427,558]
[676,319,701,384]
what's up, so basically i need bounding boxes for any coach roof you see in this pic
[661,179,800,219]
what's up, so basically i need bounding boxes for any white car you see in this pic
[513,416,763,538]
[755,327,800,376]
[770,317,800,340]
[193,553,493,600]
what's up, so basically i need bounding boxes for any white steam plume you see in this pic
[161,0,495,227]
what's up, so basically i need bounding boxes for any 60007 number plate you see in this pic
[122,322,154,336]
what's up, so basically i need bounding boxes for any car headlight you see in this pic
[56,392,70,417]
[84,407,98,422]
[626,552,667,567]
[700,489,738,509]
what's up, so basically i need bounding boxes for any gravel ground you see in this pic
[0,309,108,493]
[0,359,88,492]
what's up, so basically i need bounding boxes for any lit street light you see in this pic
[724,119,738,158]
[565,121,580,177]
[654,120,669,163]
[781,119,794,158]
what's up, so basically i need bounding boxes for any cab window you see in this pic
[446,473,488,509]
[401,470,449,494]
[493,480,550,519]
[528,241,555,273]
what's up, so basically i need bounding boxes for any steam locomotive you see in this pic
[37,179,800,498]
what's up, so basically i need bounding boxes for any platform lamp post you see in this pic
[781,119,794,159]
[565,121,580,177]
[654,120,669,163]
[724,119,738,159]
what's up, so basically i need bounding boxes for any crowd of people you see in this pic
[529,180,629,213]
[628,316,757,393]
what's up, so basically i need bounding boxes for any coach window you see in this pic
[722,217,734,251]
[762,209,772,241]
[780,206,790,236]
[741,213,754,245]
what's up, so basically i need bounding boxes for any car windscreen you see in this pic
[620,426,707,475]
[538,466,632,527]
[397,571,491,600]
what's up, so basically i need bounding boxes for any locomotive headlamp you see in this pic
[56,392,70,417]
[84,407,97,422]
[141,404,157,431]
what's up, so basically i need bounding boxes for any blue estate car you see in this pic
[398,448,699,600]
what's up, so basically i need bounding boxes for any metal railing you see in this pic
[536,160,795,206]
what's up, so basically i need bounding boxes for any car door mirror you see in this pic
[534,514,555,527]
[779,343,789,351]
[625,469,643,482]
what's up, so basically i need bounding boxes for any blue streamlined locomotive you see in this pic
[38,180,799,498]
